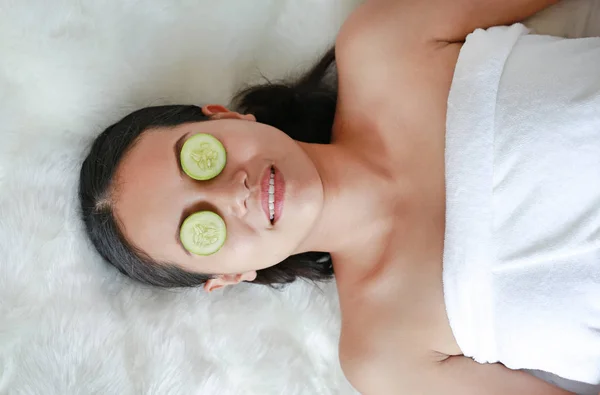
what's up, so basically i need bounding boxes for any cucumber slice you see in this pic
[180,211,227,256]
[180,133,226,180]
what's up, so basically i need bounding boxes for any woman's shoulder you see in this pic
[335,252,441,343]
[336,259,447,393]
[333,2,461,146]
[334,227,459,364]
[334,3,459,102]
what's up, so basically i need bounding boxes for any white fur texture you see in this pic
[0,1,597,394]
[0,1,360,394]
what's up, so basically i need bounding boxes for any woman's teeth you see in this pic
[269,167,275,221]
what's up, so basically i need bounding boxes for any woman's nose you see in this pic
[205,169,249,218]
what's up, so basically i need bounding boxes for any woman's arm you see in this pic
[442,0,560,40]
[429,356,575,395]
[406,0,560,42]
[344,352,576,395]
[334,0,559,116]
[339,0,560,45]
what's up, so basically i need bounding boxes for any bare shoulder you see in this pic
[336,257,440,393]
[334,1,460,104]
[338,290,428,394]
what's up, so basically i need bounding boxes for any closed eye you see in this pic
[175,201,222,256]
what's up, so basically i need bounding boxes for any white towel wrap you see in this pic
[443,23,600,387]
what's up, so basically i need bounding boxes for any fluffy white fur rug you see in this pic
[0,1,598,394]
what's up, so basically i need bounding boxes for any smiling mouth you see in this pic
[261,165,285,225]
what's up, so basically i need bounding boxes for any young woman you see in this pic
[79,0,600,393]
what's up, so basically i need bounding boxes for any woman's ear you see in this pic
[201,105,256,122]
[202,104,229,116]
[204,271,257,293]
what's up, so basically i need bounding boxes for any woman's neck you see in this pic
[295,142,394,256]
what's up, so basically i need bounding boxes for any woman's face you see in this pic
[112,109,324,288]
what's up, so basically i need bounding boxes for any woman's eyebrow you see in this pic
[174,132,191,176]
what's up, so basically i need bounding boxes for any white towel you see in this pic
[443,23,600,391]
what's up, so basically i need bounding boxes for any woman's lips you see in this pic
[261,165,285,224]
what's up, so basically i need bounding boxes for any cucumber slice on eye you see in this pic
[180,211,227,256]
[180,133,226,180]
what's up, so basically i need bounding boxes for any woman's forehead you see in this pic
[111,128,185,256]
[113,128,180,195]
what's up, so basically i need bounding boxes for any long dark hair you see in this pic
[79,48,337,288]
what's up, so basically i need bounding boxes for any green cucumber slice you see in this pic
[180,211,227,256]
[180,133,226,180]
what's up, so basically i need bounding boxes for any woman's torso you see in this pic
[332,16,600,388]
